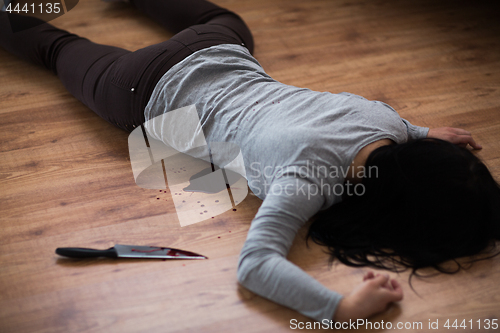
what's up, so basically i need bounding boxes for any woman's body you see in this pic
[0,0,492,323]
[142,42,433,321]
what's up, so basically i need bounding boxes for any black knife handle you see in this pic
[55,247,118,258]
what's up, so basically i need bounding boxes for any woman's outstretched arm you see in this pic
[237,176,341,321]
[237,176,403,321]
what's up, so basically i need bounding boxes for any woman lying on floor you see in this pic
[1,0,499,323]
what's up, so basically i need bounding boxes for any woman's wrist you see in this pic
[333,297,355,322]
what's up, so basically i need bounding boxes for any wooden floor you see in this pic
[1,0,500,332]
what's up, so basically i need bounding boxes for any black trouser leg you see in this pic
[0,1,253,131]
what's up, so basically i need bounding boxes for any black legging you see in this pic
[0,0,254,132]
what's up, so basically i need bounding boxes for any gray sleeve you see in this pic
[237,176,343,322]
[401,118,429,141]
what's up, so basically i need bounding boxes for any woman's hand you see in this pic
[333,271,403,322]
[427,127,482,149]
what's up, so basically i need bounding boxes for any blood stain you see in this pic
[131,248,162,253]
[218,237,221,239]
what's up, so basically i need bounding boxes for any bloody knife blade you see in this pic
[55,244,207,260]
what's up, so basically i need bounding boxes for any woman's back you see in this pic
[144,43,427,204]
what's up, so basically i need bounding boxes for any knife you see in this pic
[55,244,208,260]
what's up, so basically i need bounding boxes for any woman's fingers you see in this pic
[449,128,471,135]
[452,133,481,149]
[371,274,404,299]
[372,274,390,287]
[389,279,404,300]
[364,272,402,298]
[363,271,375,281]
[338,274,404,320]
[448,128,480,148]
[459,134,482,149]
[373,275,403,302]
[427,127,482,149]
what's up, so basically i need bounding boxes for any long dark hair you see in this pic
[308,138,500,276]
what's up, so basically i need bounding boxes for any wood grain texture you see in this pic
[1,0,499,332]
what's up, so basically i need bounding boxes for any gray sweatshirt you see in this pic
[144,44,429,322]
